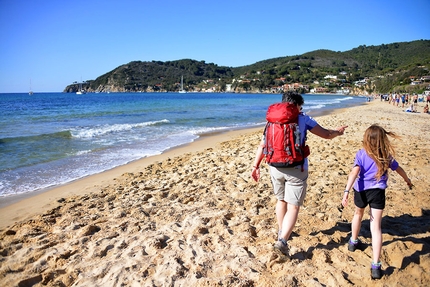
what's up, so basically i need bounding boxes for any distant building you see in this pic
[324,75,337,80]
[354,79,367,86]
[313,87,329,93]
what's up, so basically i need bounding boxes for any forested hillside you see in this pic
[65,40,430,94]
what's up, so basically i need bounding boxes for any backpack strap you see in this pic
[262,122,273,161]
[288,124,297,159]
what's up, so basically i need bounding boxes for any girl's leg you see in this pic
[351,207,365,240]
[369,208,384,263]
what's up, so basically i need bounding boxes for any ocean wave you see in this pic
[306,96,354,106]
[75,150,92,156]
[307,104,326,110]
[189,126,232,135]
[338,96,354,101]
[70,119,170,138]
[185,123,262,137]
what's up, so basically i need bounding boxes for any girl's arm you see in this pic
[342,165,360,207]
[395,166,413,188]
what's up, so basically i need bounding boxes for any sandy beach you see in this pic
[0,100,429,287]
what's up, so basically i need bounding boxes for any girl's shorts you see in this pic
[354,188,386,210]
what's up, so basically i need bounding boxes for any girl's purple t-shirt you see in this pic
[353,149,399,191]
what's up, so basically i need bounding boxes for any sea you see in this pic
[0,92,366,198]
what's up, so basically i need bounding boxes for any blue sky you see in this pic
[1,0,429,93]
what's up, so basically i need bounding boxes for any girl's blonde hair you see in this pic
[363,124,399,180]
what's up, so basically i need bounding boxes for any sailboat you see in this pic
[76,81,85,95]
[179,76,186,93]
[29,79,33,95]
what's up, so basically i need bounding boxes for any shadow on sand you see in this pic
[294,209,430,270]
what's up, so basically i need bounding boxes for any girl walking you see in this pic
[341,124,412,280]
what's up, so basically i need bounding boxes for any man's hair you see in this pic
[282,91,304,106]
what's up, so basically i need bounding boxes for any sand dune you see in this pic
[0,100,429,286]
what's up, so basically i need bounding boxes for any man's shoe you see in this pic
[273,239,289,256]
[371,262,382,279]
[348,239,361,252]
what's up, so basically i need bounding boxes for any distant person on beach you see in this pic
[413,94,418,105]
[341,124,413,280]
[424,104,429,113]
[405,103,417,113]
[251,91,348,257]
[401,94,406,108]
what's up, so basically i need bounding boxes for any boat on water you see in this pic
[29,79,33,95]
[179,76,186,93]
[76,81,86,95]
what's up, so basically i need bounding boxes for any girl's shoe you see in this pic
[348,239,361,252]
[371,262,382,279]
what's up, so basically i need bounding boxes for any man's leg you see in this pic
[276,200,287,232]
[279,202,300,241]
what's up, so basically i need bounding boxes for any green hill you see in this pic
[65,40,430,94]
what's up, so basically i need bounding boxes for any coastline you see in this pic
[0,126,264,229]
[1,100,428,287]
[0,101,361,227]
[0,93,365,200]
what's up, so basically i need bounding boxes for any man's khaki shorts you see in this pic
[269,166,308,206]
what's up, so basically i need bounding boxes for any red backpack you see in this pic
[263,102,310,169]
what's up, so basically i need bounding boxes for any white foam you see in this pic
[70,119,170,138]
[75,150,92,156]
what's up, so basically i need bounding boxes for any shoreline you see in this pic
[0,102,360,218]
[0,126,263,206]
[0,126,264,229]
[0,93,365,201]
